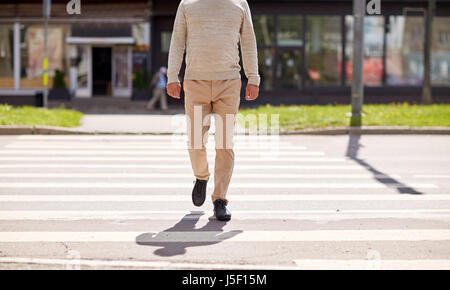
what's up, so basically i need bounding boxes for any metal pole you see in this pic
[422,0,435,104]
[350,0,365,127]
[43,17,48,107]
[43,0,51,108]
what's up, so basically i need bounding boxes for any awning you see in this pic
[66,37,135,45]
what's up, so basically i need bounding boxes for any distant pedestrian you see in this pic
[147,66,168,111]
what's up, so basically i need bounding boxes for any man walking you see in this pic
[147,66,169,111]
[166,0,260,221]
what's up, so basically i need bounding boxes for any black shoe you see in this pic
[192,179,208,207]
[213,199,231,221]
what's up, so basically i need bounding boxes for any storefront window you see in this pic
[277,49,301,89]
[20,24,70,89]
[346,16,384,86]
[76,45,89,90]
[0,24,13,88]
[306,16,342,86]
[114,46,130,89]
[132,22,150,76]
[386,16,424,86]
[253,15,275,46]
[258,48,275,90]
[432,17,450,86]
[277,16,303,47]
[161,32,172,53]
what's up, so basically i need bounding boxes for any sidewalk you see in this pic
[77,114,187,134]
[1,113,450,135]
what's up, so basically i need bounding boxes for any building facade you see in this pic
[0,0,151,105]
[151,0,450,105]
[0,0,449,106]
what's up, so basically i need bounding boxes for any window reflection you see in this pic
[253,15,275,46]
[0,24,13,88]
[346,16,384,86]
[76,46,88,89]
[161,32,172,53]
[277,50,301,89]
[114,46,129,89]
[386,16,424,85]
[278,16,303,47]
[432,17,450,86]
[258,48,275,90]
[20,24,71,89]
[306,16,342,86]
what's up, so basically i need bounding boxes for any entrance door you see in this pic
[112,46,132,97]
[75,45,92,98]
[92,47,112,96]
[276,48,302,90]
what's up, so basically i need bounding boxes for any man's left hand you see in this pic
[245,84,259,101]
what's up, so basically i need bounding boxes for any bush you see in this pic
[133,69,151,90]
[52,69,67,89]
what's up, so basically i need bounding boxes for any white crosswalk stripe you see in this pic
[1,194,449,201]
[0,173,402,179]
[0,156,345,162]
[1,209,449,221]
[0,164,364,169]
[1,230,449,242]
[0,135,448,270]
[0,150,324,156]
[0,182,438,189]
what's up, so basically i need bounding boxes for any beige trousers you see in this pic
[147,88,168,110]
[183,79,242,205]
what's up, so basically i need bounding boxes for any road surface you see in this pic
[0,134,449,269]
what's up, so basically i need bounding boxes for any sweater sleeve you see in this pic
[167,1,187,84]
[239,0,260,86]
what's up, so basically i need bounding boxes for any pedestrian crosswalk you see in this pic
[0,135,449,270]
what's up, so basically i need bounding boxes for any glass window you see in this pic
[432,17,450,86]
[346,16,384,86]
[132,22,150,73]
[114,46,130,89]
[253,15,275,46]
[20,24,70,89]
[133,22,150,49]
[386,16,424,85]
[277,16,303,47]
[0,24,14,88]
[306,16,342,86]
[76,45,89,90]
[277,49,302,89]
[161,32,172,53]
[258,48,275,90]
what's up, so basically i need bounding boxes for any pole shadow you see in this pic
[346,131,422,195]
[135,211,242,257]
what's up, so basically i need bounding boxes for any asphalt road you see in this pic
[0,134,449,269]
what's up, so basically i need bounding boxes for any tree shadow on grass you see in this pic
[346,132,422,195]
[135,211,242,257]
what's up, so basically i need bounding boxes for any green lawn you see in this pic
[239,103,450,132]
[0,104,83,128]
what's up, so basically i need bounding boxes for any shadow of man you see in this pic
[135,211,242,257]
[346,132,422,195]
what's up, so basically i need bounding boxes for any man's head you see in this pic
[159,66,167,74]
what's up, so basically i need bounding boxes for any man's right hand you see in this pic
[167,82,181,99]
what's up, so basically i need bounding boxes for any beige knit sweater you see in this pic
[167,0,260,86]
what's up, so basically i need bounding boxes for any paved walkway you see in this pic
[76,113,251,134]
[77,114,188,134]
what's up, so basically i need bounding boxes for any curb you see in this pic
[281,126,450,135]
[1,125,450,135]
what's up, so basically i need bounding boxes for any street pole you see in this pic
[350,0,365,127]
[422,0,435,104]
[43,0,51,108]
